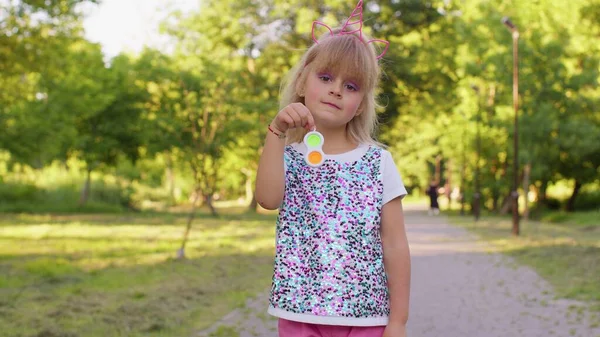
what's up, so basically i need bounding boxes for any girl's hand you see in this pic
[382,322,407,337]
[270,103,315,134]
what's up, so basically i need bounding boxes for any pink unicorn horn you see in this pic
[311,0,390,60]
[340,0,364,38]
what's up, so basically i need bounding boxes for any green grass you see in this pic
[448,213,600,311]
[540,210,600,227]
[0,208,277,337]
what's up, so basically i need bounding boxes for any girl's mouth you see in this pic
[322,101,341,109]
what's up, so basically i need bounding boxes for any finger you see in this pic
[296,104,315,130]
[286,107,302,128]
[281,113,294,130]
[291,104,308,129]
[305,109,315,130]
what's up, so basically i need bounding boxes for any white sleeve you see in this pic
[381,150,408,205]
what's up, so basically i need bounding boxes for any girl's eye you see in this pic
[318,74,332,82]
[345,83,358,91]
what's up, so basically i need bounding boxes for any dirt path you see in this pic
[198,207,600,337]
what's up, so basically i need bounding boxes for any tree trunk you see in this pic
[242,167,257,212]
[499,193,511,214]
[248,193,258,212]
[435,155,442,184]
[460,155,465,216]
[78,167,92,206]
[205,193,217,216]
[245,174,255,209]
[566,180,582,212]
[445,159,452,210]
[530,184,538,200]
[165,153,175,203]
[177,190,202,259]
[522,163,531,219]
[495,154,509,213]
[491,187,500,212]
[539,180,548,205]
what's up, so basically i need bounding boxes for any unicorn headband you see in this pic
[311,0,390,60]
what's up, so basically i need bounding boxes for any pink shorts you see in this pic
[278,318,385,337]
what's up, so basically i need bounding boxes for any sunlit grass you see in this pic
[0,209,277,337]
[540,210,600,227]
[448,214,600,309]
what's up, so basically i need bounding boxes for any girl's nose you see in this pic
[329,87,342,98]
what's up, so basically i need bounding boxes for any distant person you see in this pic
[254,1,410,336]
[427,179,440,215]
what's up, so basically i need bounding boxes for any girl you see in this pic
[255,2,410,336]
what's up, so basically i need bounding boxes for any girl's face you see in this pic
[302,68,364,129]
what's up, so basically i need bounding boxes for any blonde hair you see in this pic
[279,28,384,146]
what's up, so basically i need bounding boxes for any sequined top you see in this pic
[268,144,401,326]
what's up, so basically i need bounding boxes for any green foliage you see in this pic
[72,53,148,170]
[1,0,599,214]
[0,181,39,202]
[1,0,101,165]
[574,190,600,211]
[531,186,600,213]
[542,198,563,211]
[0,2,598,335]
[0,156,134,212]
[0,182,130,214]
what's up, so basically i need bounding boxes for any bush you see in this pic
[0,182,40,202]
[542,197,562,210]
[90,181,133,207]
[573,190,600,211]
[529,197,562,220]
[0,180,132,213]
[131,182,173,204]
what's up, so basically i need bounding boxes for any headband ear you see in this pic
[312,21,333,44]
[367,39,390,60]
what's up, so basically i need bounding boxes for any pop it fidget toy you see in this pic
[303,130,325,167]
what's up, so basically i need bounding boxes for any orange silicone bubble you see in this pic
[308,151,323,164]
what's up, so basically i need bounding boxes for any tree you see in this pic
[0,0,98,162]
[73,52,148,205]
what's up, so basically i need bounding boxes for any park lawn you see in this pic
[0,209,277,337]
[540,210,600,227]
[448,212,600,312]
